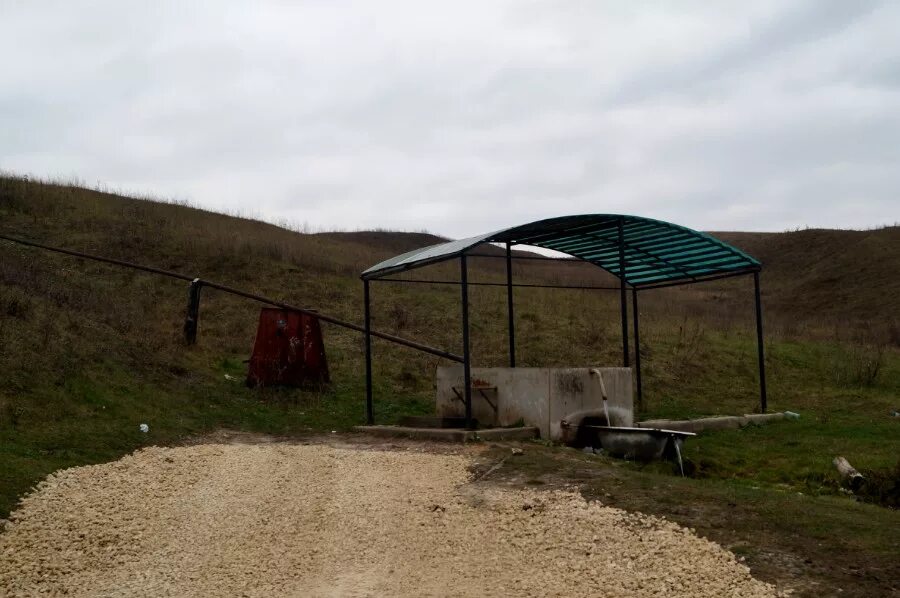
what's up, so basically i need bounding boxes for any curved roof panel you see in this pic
[361,215,760,287]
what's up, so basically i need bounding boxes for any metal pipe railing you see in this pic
[0,233,463,363]
[374,277,625,291]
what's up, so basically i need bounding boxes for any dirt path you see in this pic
[0,442,781,597]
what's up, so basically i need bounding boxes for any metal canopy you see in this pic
[361,214,760,286]
[360,213,767,428]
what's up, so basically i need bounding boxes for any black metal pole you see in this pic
[183,278,203,345]
[632,288,642,411]
[505,241,516,367]
[364,279,374,424]
[618,218,629,367]
[460,255,473,429]
[753,272,767,413]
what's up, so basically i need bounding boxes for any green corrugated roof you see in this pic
[361,215,760,286]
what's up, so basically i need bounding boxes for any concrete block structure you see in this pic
[436,366,633,439]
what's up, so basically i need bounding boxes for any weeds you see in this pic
[671,317,705,375]
[2,401,24,428]
[833,343,886,387]
[888,319,900,348]
[856,460,900,509]
[2,292,31,319]
[388,304,411,332]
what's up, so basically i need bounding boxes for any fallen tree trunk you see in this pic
[833,456,865,491]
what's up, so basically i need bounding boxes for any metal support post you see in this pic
[618,219,629,367]
[183,278,203,345]
[364,279,374,424]
[753,272,768,413]
[505,241,516,367]
[460,255,473,429]
[632,288,643,411]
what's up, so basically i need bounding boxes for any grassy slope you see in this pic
[717,228,900,328]
[1,177,898,583]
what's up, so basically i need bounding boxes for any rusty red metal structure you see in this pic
[247,308,330,387]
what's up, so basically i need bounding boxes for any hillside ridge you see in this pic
[2,176,897,328]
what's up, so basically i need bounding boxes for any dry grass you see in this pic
[0,172,898,516]
[1,172,897,411]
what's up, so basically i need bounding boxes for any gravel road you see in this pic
[0,443,780,597]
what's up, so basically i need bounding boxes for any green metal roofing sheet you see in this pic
[361,215,760,286]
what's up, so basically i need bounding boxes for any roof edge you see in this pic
[360,214,761,284]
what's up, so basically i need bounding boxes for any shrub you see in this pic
[833,343,886,387]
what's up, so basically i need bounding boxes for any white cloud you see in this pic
[1,0,897,237]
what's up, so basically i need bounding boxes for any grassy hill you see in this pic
[1,175,898,511]
[2,174,898,594]
[716,228,900,337]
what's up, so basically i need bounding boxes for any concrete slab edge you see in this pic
[637,412,789,434]
[352,426,539,443]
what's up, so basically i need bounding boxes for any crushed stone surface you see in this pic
[0,443,781,597]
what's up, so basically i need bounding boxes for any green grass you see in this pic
[633,333,900,492]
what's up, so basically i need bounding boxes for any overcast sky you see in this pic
[2,1,898,237]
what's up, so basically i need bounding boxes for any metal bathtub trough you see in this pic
[585,425,694,461]
[560,412,696,466]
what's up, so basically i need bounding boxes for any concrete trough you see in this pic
[744,412,788,425]
[436,366,633,440]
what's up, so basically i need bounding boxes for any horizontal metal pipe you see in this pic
[635,268,760,290]
[200,280,463,362]
[0,233,196,282]
[1,233,463,363]
[374,277,625,291]
[465,252,576,262]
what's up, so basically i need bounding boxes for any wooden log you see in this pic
[833,456,865,490]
